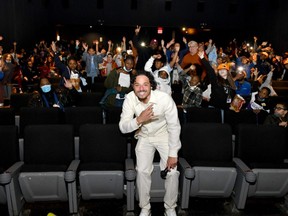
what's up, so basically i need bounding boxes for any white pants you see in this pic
[135,137,179,210]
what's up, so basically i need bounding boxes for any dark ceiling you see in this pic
[0,0,287,54]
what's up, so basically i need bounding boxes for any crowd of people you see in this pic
[1,26,288,216]
[0,26,288,122]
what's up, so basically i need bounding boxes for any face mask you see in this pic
[41,84,51,93]
[123,66,132,73]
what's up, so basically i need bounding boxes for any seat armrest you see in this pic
[65,159,80,183]
[233,157,256,183]
[125,158,136,181]
[178,157,195,179]
[0,161,24,184]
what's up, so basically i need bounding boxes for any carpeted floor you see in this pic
[1,197,288,216]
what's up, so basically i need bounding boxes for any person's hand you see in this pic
[135,25,141,35]
[279,121,287,128]
[136,104,154,125]
[122,36,126,42]
[161,39,165,48]
[75,40,80,47]
[82,42,88,51]
[166,156,178,170]
[0,35,3,41]
[108,40,112,46]
[190,64,196,71]
[128,40,133,46]
[182,36,187,44]
[63,77,73,90]
[152,54,162,59]
[51,41,57,52]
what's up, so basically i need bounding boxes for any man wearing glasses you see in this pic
[264,102,288,127]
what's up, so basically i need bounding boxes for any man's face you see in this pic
[188,42,198,55]
[274,104,287,118]
[68,59,77,71]
[133,75,152,103]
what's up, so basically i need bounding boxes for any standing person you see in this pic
[133,25,161,70]
[82,42,106,83]
[119,71,181,216]
[200,51,237,110]
[51,41,88,92]
[0,53,16,105]
[101,55,136,107]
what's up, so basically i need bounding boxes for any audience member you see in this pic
[28,77,79,110]
[247,86,272,113]
[200,52,236,110]
[264,102,288,127]
[82,42,106,83]
[101,55,135,107]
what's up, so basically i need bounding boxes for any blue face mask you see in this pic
[41,84,51,93]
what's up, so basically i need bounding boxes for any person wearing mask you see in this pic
[28,77,79,110]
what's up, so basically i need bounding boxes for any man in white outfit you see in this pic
[119,71,181,216]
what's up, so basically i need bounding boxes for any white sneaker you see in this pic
[139,208,151,216]
[164,208,177,216]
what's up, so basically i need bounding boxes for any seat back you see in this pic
[77,92,103,106]
[185,107,222,124]
[235,124,288,197]
[79,124,128,200]
[181,123,236,197]
[19,107,63,137]
[104,106,122,124]
[19,124,75,202]
[0,126,19,170]
[10,93,32,115]
[224,109,268,134]
[0,108,15,125]
[64,106,103,135]
[0,125,19,204]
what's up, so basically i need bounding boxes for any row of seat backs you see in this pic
[0,106,122,137]
[1,124,130,214]
[177,123,288,214]
[9,92,104,114]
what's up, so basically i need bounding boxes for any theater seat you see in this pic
[0,125,24,216]
[178,123,237,214]
[18,125,79,215]
[78,124,136,215]
[232,124,288,210]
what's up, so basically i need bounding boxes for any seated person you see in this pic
[154,65,172,95]
[247,86,272,113]
[28,77,79,110]
[178,75,203,109]
[264,102,288,128]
